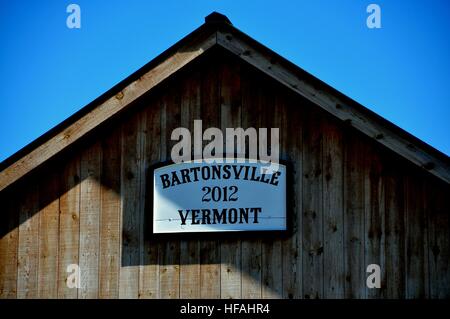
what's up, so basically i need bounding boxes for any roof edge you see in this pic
[214,23,450,183]
[1,12,449,190]
[0,17,221,191]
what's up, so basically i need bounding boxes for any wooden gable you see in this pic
[0,12,449,300]
[0,12,448,192]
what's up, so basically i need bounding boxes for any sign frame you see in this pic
[146,158,294,239]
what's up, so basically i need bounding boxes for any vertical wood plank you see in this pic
[199,242,220,299]
[179,241,200,298]
[260,77,282,299]
[119,113,144,298]
[405,174,429,298]
[79,142,102,299]
[17,177,39,298]
[199,55,221,299]
[427,179,450,298]
[220,56,242,299]
[137,109,148,300]
[179,70,202,299]
[58,156,80,298]
[241,242,262,299]
[281,93,303,299]
[364,147,385,298]
[343,131,365,298]
[261,241,282,298]
[302,106,324,299]
[38,169,60,298]
[240,66,262,299]
[384,159,406,298]
[220,244,241,299]
[0,188,19,298]
[159,84,181,299]
[322,117,344,298]
[139,99,162,299]
[99,129,121,298]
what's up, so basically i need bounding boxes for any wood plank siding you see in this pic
[0,49,449,299]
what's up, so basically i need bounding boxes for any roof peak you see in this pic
[1,13,448,190]
[205,12,232,25]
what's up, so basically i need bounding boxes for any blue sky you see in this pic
[0,0,449,162]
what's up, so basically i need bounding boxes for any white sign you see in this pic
[152,159,287,234]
